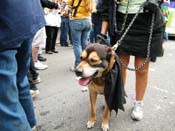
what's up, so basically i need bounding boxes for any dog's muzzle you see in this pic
[75,68,83,77]
[75,68,98,86]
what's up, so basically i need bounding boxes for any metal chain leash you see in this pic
[112,3,155,71]
[119,0,130,33]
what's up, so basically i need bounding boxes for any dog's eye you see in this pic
[89,59,98,63]
[80,56,85,60]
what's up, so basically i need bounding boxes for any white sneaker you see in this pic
[32,126,38,131]
[30,89,40,98]
[34,61,48,70]
[30,86,40,98]
[131,101,144,121]
[82,86,88,92]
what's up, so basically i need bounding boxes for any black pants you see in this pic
[45,26,59,52]
[27,55,39,89]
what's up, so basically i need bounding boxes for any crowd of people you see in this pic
[0,0,166,130]
[29,0,72,97]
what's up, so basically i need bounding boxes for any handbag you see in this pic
[44,10,61,27]
[143,0,162,12]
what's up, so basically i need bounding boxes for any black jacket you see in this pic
[101,0,114,35]
[104,57,126,114]
[40,0,58,9]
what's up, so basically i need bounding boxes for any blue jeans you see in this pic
[93,21,102,42]
[0,37,36,131]
[69,19,91,67]
[60,16,69,46]
[89,21,110,45]
[89,27,95,43]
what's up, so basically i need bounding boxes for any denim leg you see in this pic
[60,17,69,46]
[89,26,95,43]
[0,43,32,131]
[81,20,91,50]
[16,38,36,128]
[70,20,82,67]
[70,19,91,67]
[94,21,102,42]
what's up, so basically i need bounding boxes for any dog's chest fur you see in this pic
[88,77,105,94]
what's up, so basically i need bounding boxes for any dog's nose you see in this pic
[75,69,83,76]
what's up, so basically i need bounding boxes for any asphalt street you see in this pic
[33,40,175,131]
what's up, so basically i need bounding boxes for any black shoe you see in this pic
[29,75,41,84]
[151,57,157,62]
[52,50,59,53]
[38,55,47,62]
[46,51,53,54]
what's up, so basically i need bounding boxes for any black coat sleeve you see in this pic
[40,0,58,9]
[104,58,126,114]
[101,0,117,38]
[101,0,112,21]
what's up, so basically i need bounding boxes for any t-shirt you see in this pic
[68,0,91,20]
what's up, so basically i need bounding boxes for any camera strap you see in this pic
[71,0,82,17]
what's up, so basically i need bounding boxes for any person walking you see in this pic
[60,0,71,47]
[0,0,45,131]
[98,0,165,121]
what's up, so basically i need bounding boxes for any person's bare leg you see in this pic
[131,56,150,121]
[118,54,130,85]
[135,56,150,101]
[118,54,130,96]
[32,47,39,63]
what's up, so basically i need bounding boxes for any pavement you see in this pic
[33,40,175,131]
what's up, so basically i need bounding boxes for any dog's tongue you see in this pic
[78,77,91,86]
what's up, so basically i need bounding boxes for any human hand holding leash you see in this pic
[96,33,108,45]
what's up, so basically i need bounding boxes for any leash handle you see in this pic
[112,43,118,51]
[111,41,119,51]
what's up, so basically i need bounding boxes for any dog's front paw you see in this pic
[101,123,109,131]
[87,121,95,129]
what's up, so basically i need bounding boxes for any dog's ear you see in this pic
[107,48,116,71]
[80,50,88,60]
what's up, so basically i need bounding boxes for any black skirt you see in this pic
[115,10,165,60]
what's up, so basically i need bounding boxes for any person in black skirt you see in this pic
[98,0,165,121]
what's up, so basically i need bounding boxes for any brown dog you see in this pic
[75,43,123,131]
